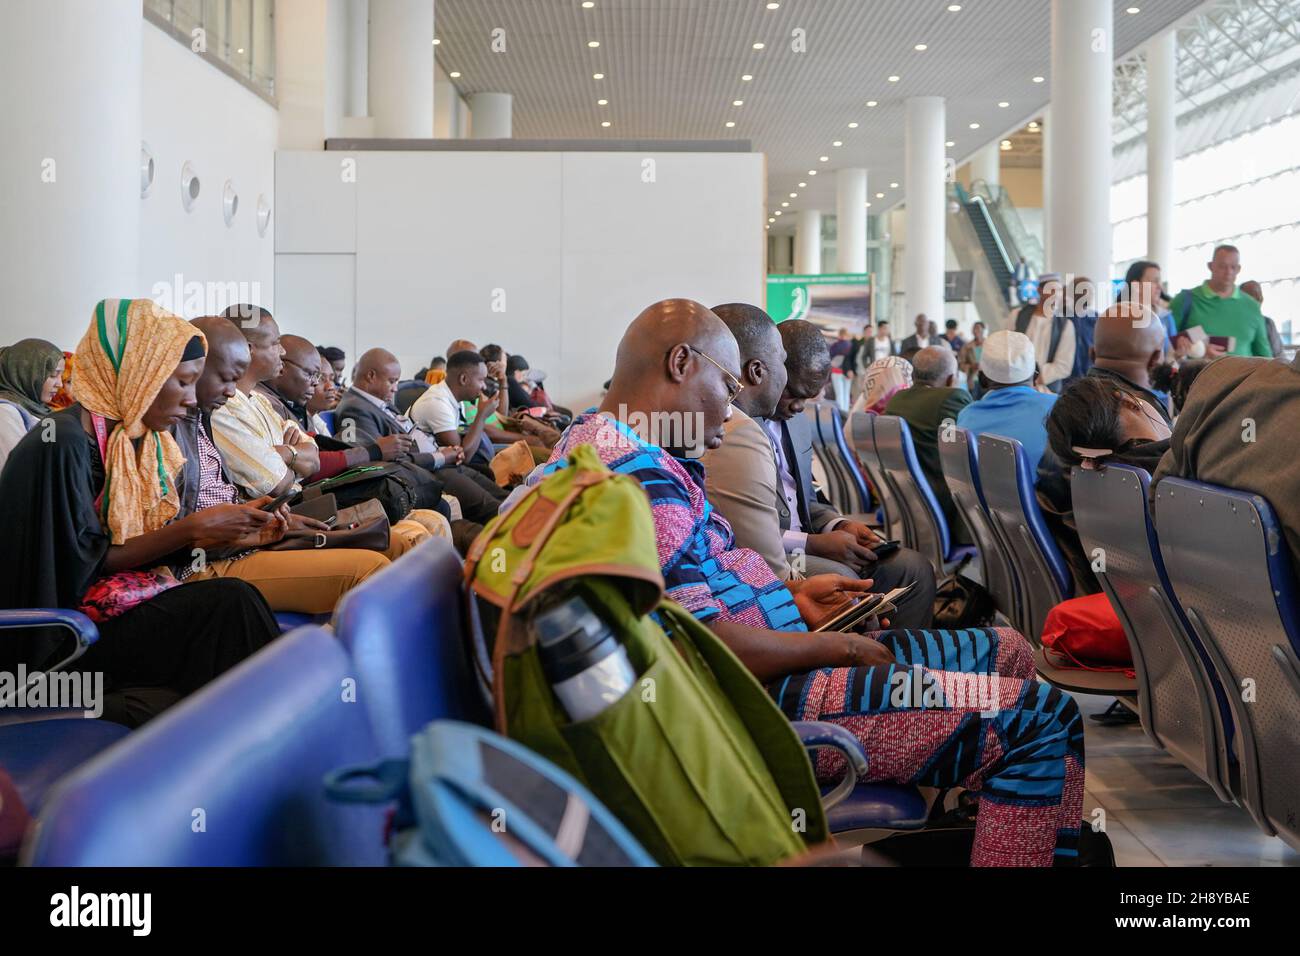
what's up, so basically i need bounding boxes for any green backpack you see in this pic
[464,443,829,866]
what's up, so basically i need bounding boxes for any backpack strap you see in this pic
[1014,304,1036,334]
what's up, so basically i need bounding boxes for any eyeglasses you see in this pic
[683,345,745,404]
[283,357,322,384]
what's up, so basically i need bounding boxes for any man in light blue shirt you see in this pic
[956,330,1058,468]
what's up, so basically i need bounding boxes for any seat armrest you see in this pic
[0,609,99,708]
[792,720,869,810]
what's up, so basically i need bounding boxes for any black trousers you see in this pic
[437,464,508,524]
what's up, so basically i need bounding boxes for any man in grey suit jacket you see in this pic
[702,308,935,628]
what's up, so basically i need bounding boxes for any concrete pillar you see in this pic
[904,96,947,330]
[795,210,823,275]
[969,141,1001,190]
[1047,0,1114,294]
[836,168,869,274]
[369,0,435,138]
[468,92,513,138]
[1146,29,1177,277]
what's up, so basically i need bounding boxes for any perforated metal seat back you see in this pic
[939,429,1018,623]
[808,403,868,515]
[848,412,903,541]
[1073,467,1232,799]
[976,434,1072,642]
[873,416,947,573]
[1156,479,1300,848]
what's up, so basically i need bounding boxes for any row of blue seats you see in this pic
[11,538,935,865]
[807,401,1300,851]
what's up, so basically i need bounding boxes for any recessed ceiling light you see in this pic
[725,121,736,128]
[588,40,600,48]
[809,170,817,176]
[798,181,807,187]
[866,100,878,107]
[601,121,611,127]
[237,47,245,54]
[769,217,776,223]
[1126,6,1140,13]
[914,44,927,51]
[969,122,980,129]
[890,182,899,188]
[742,74,753,81]
[789,192,797,197]
[945,140,955,147]
[947,3,962,10]
[593,73,605,79]
[998,101,1010,108]
[865,201,872,207]
[781,202,789,207]
[598,99,608,105]
[774,210,782,216]
[887,75,900,82]
[1001,140,1012,146]
[876,192,885,198]
[753,42,766,50]
[583,0,595,7]
[847,122,859,129]
[733,99,744,106]
[832,140,843,147]
[449,71,461,78]
[766,1,780,8]
[432,38,440,45]
[819,156,829,162]
[1033,75,1045,83]
[1001,142,1013,150]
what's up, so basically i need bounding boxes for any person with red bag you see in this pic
[0,299,280,726]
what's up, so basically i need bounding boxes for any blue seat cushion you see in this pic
[824,782,929,832]
[275,612,330,632]
[0,719,130,812]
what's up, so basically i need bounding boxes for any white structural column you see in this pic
[369,0,435,138]
[969,141,1001,190]
[904,97,947,329]
[1146,29,1177,275]
[344,0,369,118]
[836,168,869,274]
[468,93,513,138]
[795,209,823,275]
[1048,0,1113,288]
[3,0,141,344]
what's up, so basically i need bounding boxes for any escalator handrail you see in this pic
[965,195,1014,278]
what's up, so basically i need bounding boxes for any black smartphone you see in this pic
[871,539,901,559]
[482,378,499,398]
[259,491,297,512]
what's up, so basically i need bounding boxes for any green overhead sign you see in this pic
[766,273,873,325]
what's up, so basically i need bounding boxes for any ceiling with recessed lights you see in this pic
[432,0,1209,230]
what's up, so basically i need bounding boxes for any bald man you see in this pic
[517,298,1085,867]
[258,333,323,431]
[338,347,508,523]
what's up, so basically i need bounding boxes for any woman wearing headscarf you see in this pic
[0,338,65,472]
[850,354,914,417]
[0,299,281,726]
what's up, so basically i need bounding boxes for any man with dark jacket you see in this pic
[336,348,507,522]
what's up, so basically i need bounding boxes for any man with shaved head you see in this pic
[337,347,508,523]
[257,333,323,432]
[519,298,1086,867]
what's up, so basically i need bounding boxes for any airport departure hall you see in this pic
[2,0,1297,935]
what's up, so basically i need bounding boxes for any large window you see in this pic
[144,0,275,101]
[1112,111,1300,344]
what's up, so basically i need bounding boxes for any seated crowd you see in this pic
[0,242,1288,866]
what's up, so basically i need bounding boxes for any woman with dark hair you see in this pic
[0,299,281,725]
[0,338,64,470]
[1046,375,1172,473]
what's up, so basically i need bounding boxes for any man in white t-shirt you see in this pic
[410,349,498,461]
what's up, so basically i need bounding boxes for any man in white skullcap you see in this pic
[956,330,1060,468]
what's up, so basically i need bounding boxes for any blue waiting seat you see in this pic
[1155,479,1300,849]
[976,434,1135,697]
[847,412,906,544]
[873,416,977,576]
[1072,466,1235,801]
[26,626,389,865]
[0,609,131,813]
[317,409,337,435]
[806,403,871,517]
[333,537,490,757]
[938,427,1020,625]
[333,538,929,842]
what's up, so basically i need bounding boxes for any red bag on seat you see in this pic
[1040,593,1134,675]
